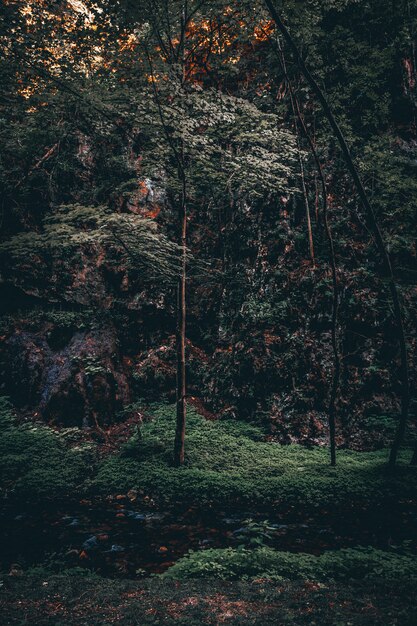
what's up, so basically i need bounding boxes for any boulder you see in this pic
[3,322,130,428]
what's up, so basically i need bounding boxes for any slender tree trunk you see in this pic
[298,147,315,267]
[292,96,339,468]
[324,198,339,468]
[264,0,409,467]
[145,56,188,466]
[174,173,187,466]
[277,42,315,267]
[277,40,338,464]
[173,1,188,466]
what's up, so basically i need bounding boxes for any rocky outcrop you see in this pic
[2,322,130,428]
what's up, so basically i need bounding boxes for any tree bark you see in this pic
[264,0,409,467]
[292,96,339,468]
[173,2,188,466]
[174,171,187,466]
[277,39,338,465]
[298,145,315,267]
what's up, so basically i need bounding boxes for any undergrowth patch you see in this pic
[162,545,417,582]
[0,398,95,498]
[92,403,416,507]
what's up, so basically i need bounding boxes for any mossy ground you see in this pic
[1,400,416,510]
[92,404,416,509]
[1,401,417,622]
[0,398,94,499]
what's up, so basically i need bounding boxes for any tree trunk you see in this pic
[293,97,339,468]
[298,147,315,267]
[264,0,409,467]
[174,179,187,466]
[173,2,188,467]
[277,39,338,465]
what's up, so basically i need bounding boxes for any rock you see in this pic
[82,536,98,550]
[127,511,146,521]
[199,538,214,546]
[8,564,23,577]
[105,544,124,553]
[3,322,130,428]
[68,518,80,527]
[4,331,45,407]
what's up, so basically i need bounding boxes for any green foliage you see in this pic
[71,354,109,377]
[0,309,96,336]
[233,519,277,548]
[0,400,414,506]
[162,545,417,582]
[34,310,90,329]
[1,0,416,442]
[360,136,417,254]
[362,414,398,436]
[92,404,416,506]
[0,398,94,498]
[214,419,265,441]
[0,396,14,429]
[0,204,182,293]
[26,565,101,580]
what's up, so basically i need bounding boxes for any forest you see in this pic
[0,0,417,623]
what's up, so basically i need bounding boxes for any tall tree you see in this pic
[264,0,410,467]
[275,38,340,466]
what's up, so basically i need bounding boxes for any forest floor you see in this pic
[1,573,417,625]
[1,401,417,624]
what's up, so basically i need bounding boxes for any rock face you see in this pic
[3,323,130,428]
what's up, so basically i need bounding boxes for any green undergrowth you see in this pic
[162,545,417,582]
[0,398,95,498]
[92,403,416,507]
[1,399,415,505]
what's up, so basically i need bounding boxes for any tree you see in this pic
[264,0,410,467]
[2,0,298,463]
[0,205,183,302]
[274,38,340,466]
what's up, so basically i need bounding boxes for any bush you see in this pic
[92,403,416,507]
[0,397,94,498]
[162,545,417,582]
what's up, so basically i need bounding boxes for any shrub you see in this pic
[162,545,417,582]
[92,403,416,507]
[0,397,94,498]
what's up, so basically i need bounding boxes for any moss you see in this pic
[92,403,416,507]
[0,398,94,499]
[162,545,417,582]
[1,399,415,506]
